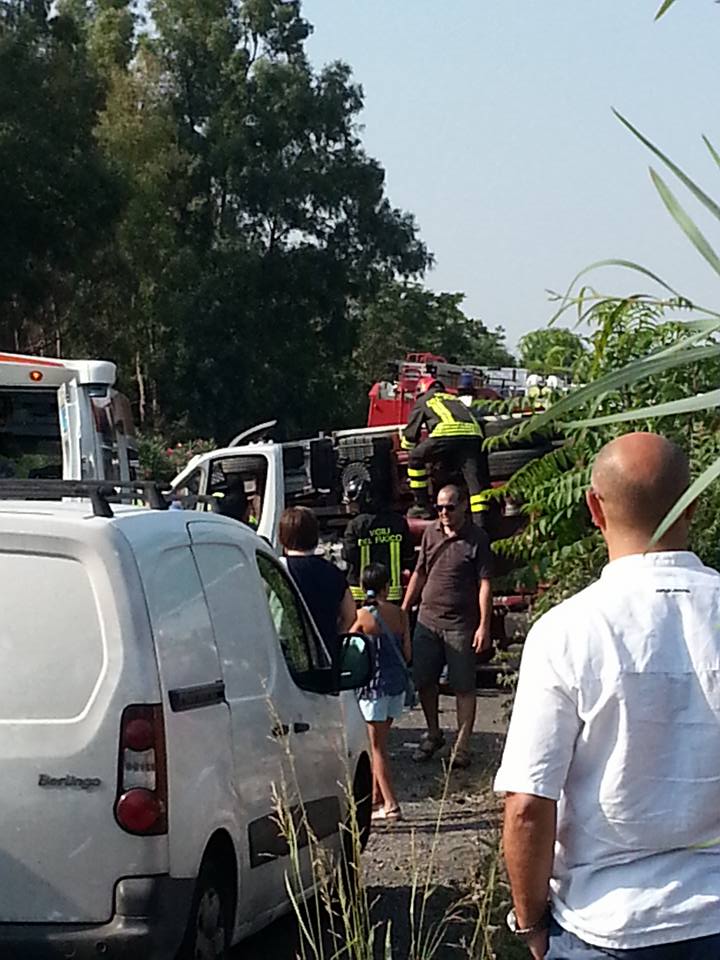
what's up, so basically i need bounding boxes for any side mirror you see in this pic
[337,633,372,691]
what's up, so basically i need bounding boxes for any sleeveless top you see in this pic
[359,604,407,701]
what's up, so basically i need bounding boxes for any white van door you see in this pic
[0,525,166,923]
[133,530,233,885]
[187,520,293,918]
[252,550,348,884]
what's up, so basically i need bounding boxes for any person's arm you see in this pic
[402,530,428,611]
[400,608,412,663]
[503,794,556,959]
[338,587,357,634]
[349,606,372,635]
[473,578,493,652]
[401,399,425,448]
[402,567,427,612]
[494,617,581,960]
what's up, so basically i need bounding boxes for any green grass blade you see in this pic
[650,168,720,277]
[653,456,720,543]
[655,0,679,19]
[514,341,720,437]
[548,259,683,325]
[615,110,720,223]
[703,135,720,171]
[567,388,720,428]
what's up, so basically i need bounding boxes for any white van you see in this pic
[0,485,372,958]
[0,351,138,482]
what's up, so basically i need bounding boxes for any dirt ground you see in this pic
[241,691,511,959]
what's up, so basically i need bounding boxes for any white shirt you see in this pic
[495,551,720,949]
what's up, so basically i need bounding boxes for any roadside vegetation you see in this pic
[274,746,524,960]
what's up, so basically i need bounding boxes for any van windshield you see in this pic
[0,388,62,479]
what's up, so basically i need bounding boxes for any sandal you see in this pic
[450,748,472,770]
[412,732,445,763]
[372,805,403,822]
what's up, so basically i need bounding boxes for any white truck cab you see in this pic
[171,433,338,550]
[0,485,372,958]
[0,351,138,482]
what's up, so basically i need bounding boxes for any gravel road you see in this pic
[240,691,510,959]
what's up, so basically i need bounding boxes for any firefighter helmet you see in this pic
[416,375,443,397]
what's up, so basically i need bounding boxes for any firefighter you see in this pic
[402,376,492,525]
[342,476,414,604]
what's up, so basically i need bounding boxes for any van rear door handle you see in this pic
[271,723,290,738]
[293,722,310,734]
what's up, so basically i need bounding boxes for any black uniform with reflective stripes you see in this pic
[342,511,414,602]
[403,388,491,518]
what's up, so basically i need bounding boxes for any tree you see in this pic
[351,281,514,414]
[517,327,585,375]
[497,301,720,611]
[0,0,122,353]
[0,0,432,441]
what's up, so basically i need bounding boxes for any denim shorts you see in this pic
[412,621,477,694]
[547,918,720,959]
[358,693,405,723]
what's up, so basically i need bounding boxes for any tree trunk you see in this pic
[135,350,146,425]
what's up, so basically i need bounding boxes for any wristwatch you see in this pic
[506,906,550,940]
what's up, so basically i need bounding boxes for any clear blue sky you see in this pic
[301,0,720,350]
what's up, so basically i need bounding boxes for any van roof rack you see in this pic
[0,479,170,518]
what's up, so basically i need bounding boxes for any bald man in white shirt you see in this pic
[495,432,720,959]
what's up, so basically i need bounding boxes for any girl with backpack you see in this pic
[351,562,412,822]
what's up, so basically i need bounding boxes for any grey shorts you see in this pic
[412,621,477,694]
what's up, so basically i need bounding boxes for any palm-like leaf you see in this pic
[655,0,679,19]
[568,388,720,429]
[533,114,720,544]
[650,168,720,277]
[514,341,720,438]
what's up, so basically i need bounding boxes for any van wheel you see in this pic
[177,858,231,960]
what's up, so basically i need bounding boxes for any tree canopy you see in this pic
[517,327,585,375]
[0,0,511,443]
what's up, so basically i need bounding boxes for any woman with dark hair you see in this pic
[351,562,412,822]
[279,506,355,660]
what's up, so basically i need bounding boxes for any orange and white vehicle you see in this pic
[0,351,138,482]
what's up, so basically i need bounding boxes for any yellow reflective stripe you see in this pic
[390,539,401,597]
[387,586,402,601]
[470,502,489,513]
[430,422,481,438]
[350,586,365,601]
[400,435,414,450]
[360,541,370,575]
[407,467,427,478]
[409,479,429,489]
[470,490,492,504]
[426,395,455,425]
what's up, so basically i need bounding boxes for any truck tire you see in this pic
[482,416,525,438]
[488,446,549,480]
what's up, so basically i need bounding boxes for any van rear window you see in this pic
[0,553,104,721]
[0,388,62,479]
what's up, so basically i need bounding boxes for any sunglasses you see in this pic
[436,503,458,513]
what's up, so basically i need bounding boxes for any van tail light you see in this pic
[115,704,168,836]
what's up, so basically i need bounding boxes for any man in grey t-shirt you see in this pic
[402,484,493,768]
